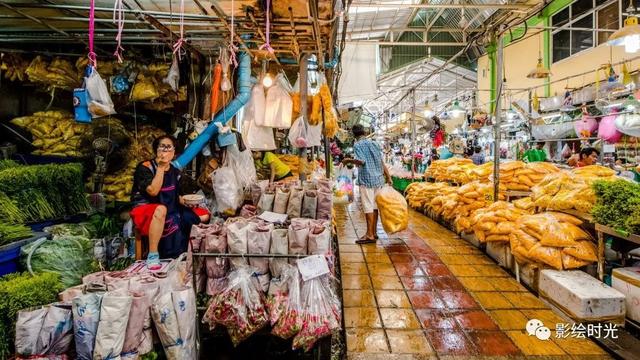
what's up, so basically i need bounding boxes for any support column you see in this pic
[299,55,309,182]
[492,33,504,202]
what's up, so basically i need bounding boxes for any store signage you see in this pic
[297,255,330,281]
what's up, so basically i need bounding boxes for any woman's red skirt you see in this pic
[130,204,209,236]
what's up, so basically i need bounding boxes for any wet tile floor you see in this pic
[336,203,612,359]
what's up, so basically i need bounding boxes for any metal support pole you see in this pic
[299,55,309,182]
[410,89,417,180]
[323,110,331,179]
[492,33,503,202]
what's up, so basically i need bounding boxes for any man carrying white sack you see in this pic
[342,124,392,244]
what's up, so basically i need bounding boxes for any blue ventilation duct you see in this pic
[173,52,254,169]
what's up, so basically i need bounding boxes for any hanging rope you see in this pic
[172,0,186,59]
[259,0,274,54]
[228,0,238,67]
[113,0,125,63]
[88,0,97,67]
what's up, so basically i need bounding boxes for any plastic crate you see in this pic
[391,177,423,193]
[0,233,47,276]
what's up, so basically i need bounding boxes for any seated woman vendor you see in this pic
[130,135,210,269]
[253,151,293,183]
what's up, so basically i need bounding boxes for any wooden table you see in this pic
[595,224,640,281]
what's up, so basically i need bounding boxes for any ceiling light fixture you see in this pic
[608,1,640,53]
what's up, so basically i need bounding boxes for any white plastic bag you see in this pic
[86,68,116,118]
[264,74,293,129]
[307,123,323,147]
[615,112,640,137]
[288,117,309,148]
[212,167,242,216]
[251,84,267,126]
[225,143,257,192]
[93,291,133,360]
[163,56,180,92]
[243,118,276,151]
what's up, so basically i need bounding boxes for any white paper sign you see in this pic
[258,211,288,223]
[296,255,330,281]
[603,144,616,153]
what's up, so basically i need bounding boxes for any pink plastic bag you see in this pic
[292,277,340,352]
[574,113,598,138]
[599,112,623,143]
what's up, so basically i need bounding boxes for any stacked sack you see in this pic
[510,212,598,270]
[491,161,560,191]
[425,158,479,184]
[253,179,332,221]
[531,166,616,214]
[451,181,506,224]
[461,201,528,242]
[405,182,453,210]
[512,197,536,214]
[10,111,88,157]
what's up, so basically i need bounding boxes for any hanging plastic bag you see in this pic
[93,290,133,360]
[561,143,572,159]
[264,74,293,129]
[375,186,409,234]
[271,266,302,339]
[202,267,269,346]
[212,167,242,216]
[288,117,309,148]
[307,123,323,147]
[225,143,257,192]
[301,190,318,219]
[85,67,116,117]
[308,221,331,255]
[251,84,267,126]
[273,187,290,214]
[163,56,180,92]
[615,112,640,137]
[243,116,276,151]
[247,222,273,275]
[574,112,598,138]
[599,112,623,143]
[287,187,304,218]
[269,229,289,278]
[292,277,341,352]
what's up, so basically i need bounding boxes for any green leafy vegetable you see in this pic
[592,179,640,234]
[0,191,25,224]
[0,223,32,246]
[0,160,19,171]
[0,272,63,358]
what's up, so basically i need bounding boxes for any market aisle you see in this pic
[335,202,612,359]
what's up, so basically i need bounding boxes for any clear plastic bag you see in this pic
[251,84,266,126]
[163,56,180,92]
[292,277,340,352]
[288,117,309,148]
[271,265,302,339]
[307,123,322,147]
[375,186,409,234]
[242,88,276,151]
[85,68,116,117]
[212,167,243,216]
[225,143,257,192]
[202,267,269,346]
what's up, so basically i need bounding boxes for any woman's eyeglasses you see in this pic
[158,144,175,152]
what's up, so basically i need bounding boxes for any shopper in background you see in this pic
[523,142,547,163]
[130,135,210,269]
[568,147,599,167]
[253,151,293,183]
[470,146,485,165]
[343,124,392,244]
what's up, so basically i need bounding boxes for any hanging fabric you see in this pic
[211,63,223,115]
[173,0,186,59]
[112,0,125,63]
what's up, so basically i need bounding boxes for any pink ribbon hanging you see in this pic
[259,0,274,54]
[228,0,238,67]
[88,0,97,67]
[113,0,125,63]
[172,0,186,59]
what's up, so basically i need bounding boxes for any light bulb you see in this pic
[624,34,640,53]
[262,73,274,87]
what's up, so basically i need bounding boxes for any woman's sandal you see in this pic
[356,236,376,244]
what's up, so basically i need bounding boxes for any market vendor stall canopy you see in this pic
[0,0,335,61]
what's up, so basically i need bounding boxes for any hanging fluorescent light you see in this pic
[527,57,551,79]
[449,100,466,117]
[608,2,640,53]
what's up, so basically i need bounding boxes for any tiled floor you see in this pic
[336,203,612,359]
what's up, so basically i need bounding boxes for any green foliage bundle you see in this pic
[592,180,640,234]
[0,272,63,359]
[0,160,18,172]
[0,223,32,246]
[0,163,90,222]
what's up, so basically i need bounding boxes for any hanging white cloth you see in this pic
[337,43,377,105]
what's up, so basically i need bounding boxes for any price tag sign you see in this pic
[483,187,494,202]
[603,144,616,153]
[297,255,330,281]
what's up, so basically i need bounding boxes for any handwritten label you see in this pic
[297,255,330,281]
[483,187,494,202]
